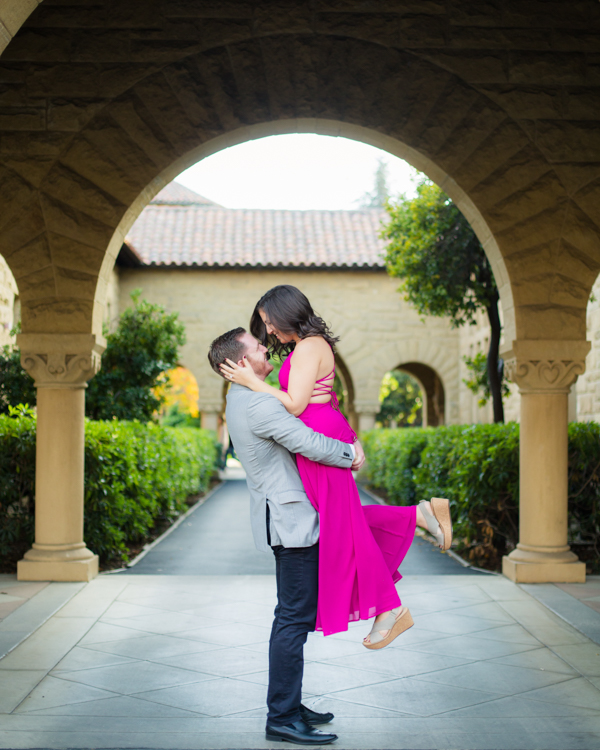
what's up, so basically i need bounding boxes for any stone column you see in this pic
[199,398,223,433]
[355,400,380,432]
[502,340,590,584]
[16,334,106,582]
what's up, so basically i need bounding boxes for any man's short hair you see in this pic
[208,327,247,377]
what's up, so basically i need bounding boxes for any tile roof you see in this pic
[150,182,220,207]
[125,183,387,269]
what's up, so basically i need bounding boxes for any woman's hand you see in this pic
[219,357,262,390]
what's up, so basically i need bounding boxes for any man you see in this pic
[208,327,365,746]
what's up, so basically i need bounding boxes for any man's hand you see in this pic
[351,440,365,472]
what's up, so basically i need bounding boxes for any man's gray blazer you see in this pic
[226,383,354,552]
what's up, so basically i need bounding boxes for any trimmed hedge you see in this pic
[0,414,219,570]
[363,423,600,571]
[361,428,432,506]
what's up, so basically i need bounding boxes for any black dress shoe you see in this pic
[300,703,334,725]
[265,718,337,745]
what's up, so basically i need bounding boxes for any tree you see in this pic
[358,159,390,208]
[86,291,186,422]
[463,351,510,409]
[382,179,506,422]
[377,370,423,427]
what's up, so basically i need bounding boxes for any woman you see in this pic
[220,285,452,649]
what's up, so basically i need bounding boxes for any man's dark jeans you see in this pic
[267,542,319,726]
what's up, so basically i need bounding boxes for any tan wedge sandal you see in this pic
[419,498,453,551]
[363,606,414,650]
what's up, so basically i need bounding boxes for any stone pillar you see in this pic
[199,398,223,433]
[355,400,379,432]
[16,334,106,582]
[502,340,590,584]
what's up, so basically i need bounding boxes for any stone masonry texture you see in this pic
[0,0,597,354]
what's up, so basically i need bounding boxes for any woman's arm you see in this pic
[220,338,323,416]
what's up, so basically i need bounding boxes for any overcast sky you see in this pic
[175,134,421,211]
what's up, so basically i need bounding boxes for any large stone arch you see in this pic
[1,22,598,344]
[2,1,598,583]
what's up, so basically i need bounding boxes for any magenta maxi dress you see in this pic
[279,351,417,636]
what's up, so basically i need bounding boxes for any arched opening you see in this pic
[334,353,357,433]
[99,120,513,347]
[398,362,445,428]
[376,369,424,429]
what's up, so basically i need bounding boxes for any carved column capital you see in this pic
[17,334,106,389]
[503,340,591,394]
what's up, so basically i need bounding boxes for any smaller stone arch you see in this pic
[397,362,445,428]
[334,352,357,433]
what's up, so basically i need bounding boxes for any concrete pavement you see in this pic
[0,480,599,749]
[126,479,483,577]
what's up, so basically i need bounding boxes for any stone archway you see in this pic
[1,1,597,583]
[334,352,357,433]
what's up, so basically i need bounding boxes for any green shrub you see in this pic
[0,408,36,568]
[414,424,520,568]
[363,422,600,572]
[362,428,432,505]
[568,421,600,569]
[0,414,219,570]
[0,346,36,413]
[83,421,218,565]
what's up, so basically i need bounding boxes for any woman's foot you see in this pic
[417,498,453,550]
[363,606,413,649]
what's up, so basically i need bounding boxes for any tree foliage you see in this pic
[86,291,186,422]
[157,366,200,427]
[463,351,510,408]
[382,180,496,321]
[382,179,506,422]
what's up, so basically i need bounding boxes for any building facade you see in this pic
[2,182,598,428]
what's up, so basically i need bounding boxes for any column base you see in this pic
[502,556,586,583]
[17,555,99,582]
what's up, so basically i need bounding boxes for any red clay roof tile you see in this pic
[125,183,387,269]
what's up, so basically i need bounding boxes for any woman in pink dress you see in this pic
[220,285,452,649]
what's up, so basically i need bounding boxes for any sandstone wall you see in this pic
[104,266,120,333]
[111,264,600,427]
[575,275,600,423]
[116,267,461,424]
[0,255,17,347]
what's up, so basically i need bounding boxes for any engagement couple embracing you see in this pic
[208,285,453,746]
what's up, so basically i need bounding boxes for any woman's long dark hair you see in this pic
[250,285,339,359]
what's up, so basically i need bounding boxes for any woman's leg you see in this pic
[363,501,446,645]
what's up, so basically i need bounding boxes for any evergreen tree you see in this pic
[358,159,390,208]
[86,291,186,421]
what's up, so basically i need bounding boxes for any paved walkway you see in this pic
[0,481,599,749]
[126,479,482,577]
